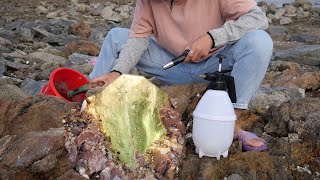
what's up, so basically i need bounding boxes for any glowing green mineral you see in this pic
[87,75,169,168]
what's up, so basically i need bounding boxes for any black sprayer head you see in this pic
[199,55,237,103]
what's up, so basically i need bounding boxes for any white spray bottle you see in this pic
[192,55,237,160]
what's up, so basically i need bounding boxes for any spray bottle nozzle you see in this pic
[200,54,237,103]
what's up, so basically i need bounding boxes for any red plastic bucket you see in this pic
[40,68,90,102]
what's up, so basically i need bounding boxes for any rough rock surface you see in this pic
[0,0,319,179]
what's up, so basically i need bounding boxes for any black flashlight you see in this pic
[162,49,190,70]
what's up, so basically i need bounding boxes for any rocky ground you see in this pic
[0,0,320,179]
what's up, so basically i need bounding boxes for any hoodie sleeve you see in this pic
[208,5,269,47]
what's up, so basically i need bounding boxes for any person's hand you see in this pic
[91,72,121,86]
[184,34,213,63]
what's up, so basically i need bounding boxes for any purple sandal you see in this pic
[236,130,268,151]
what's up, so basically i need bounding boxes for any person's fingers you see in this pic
[191,50,200,62]
[184,49,194,63]
[91,76,103,83]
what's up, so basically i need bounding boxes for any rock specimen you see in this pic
[64,74,186,179]
[87,75,170,167]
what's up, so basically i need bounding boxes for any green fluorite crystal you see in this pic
[87,75,169,167]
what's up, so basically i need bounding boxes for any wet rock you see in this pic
[264,97,320,140]
[26,52,66,65]
[273,45,320,66]
[0,96,73,137]
[0,84,28,101]
[68,21,91,38]
[66,41,100,56]
[20,78,48,96]
[249,86,305,114]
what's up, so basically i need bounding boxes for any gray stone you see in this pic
[285,4,297,14]
[275,8,286,17]
[0,128,64,168]
[89,29,105,45]
[89,3,104,16]
[0,84,28,101]
[20,78,48,96]
[101,6,114,20]
[311,5,320,13]
[289,33,320,43]
[0,60,5,77]
[26,52,66,65]
[36,5,49,14]
[264,97,320,140]
[18,28,34,39]
[46,11,59,19]
[32,27,55,38]
[296,7,311,18]
[0,45,11,53]
[280,17,292,25]
[68,53,96,65]
[269,3,278,13]
[4,60,29,70]
[0,37,13,48]
[2,50,27,60]
[29,152,58,173]
[273,45,320,66]
[43,34,81,47]
[70,64,93,75]
[75,4,89,13]
[227,173,244,180]
[267,26,288,41]
[249,86,305,113]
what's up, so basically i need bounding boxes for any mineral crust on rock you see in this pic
[86,75,174,167]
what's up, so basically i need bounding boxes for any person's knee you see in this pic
[243,30,273,57]
[106,27,130,43]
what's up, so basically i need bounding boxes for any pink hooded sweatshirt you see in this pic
[130,0,256,56]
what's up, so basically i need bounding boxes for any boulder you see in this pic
[20,78,48,96]
[264,97,320,140]
[0,84,28,101]
[249,86,305,114]
[26,52,66,65]
[0,95,73,137]
[273,45,320,66]
[0,128,73,179]
[87,75,170,168]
